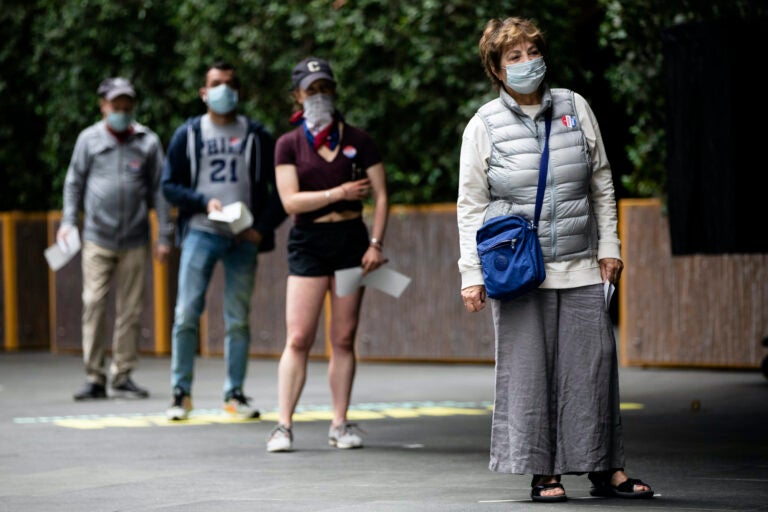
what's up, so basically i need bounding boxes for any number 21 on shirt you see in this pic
[210,157,239,183]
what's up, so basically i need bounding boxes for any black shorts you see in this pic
[287,218,369,276]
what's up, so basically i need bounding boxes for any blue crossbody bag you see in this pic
[476,112,551,301]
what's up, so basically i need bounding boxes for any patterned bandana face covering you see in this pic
[302,117,339,151]
[302,93,335,134]
[504,57,547,94]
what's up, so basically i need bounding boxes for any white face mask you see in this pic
[504,57,546,94]
[302,93,335,134]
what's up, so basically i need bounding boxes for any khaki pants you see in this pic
[81,241,148,386]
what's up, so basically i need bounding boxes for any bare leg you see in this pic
[328,279,364,427]
[276,275,329,427]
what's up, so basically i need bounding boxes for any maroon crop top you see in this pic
[275,122,382,225]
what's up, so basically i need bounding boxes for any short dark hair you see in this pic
[204,61,240,88]
[209,61,234,73]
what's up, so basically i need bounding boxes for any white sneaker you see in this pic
[266,424,293,452]
[328,422,364,449]
[223,388,260,419]
[166,387,192,421]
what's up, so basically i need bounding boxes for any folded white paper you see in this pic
[604,280,616,310]
[335,266,412,298]
[44,227,81,271]
[208,201,253,235]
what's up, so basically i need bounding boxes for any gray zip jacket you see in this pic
[61,120,173,250]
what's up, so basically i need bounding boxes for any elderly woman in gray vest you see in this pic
[457,17,653,503]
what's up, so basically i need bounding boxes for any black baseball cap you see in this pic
[291,57,336,90]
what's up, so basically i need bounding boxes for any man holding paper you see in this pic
[59,77,173,401]
[161,61,286,421]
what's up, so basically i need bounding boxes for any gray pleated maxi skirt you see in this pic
[489,284,625,475]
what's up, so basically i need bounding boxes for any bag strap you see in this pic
[532,111,552,229]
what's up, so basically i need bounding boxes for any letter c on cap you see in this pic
[308,61,321,72]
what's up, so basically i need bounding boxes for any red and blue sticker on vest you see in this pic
[561,115,578,128]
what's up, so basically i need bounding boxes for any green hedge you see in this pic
[1,0,762,210]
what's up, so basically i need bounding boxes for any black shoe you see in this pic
[73,382,107,401]
[111,376,150,399]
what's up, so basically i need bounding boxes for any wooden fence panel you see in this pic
[200,205,495,362]
[0,213,50,351]
[0,219,5,348]
[355,205,494,361]
[11,201,764,368]
[619,199,767,368]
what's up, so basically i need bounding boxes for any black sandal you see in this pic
[530,475,567,503]
[588,469,654,499]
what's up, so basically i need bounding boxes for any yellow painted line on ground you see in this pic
[25,402,490,430]
[54,414,263,429]
[346,410,389,421]
[16,400,644,430]
[378,408,421,418]
[53,419,109,430]
[416,407,490,417]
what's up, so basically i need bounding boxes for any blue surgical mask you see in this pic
[206,84,238,114]
[107,111,133,132]
[505,58,546,94]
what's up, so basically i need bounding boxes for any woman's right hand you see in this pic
[340,178,371,201]
[461,285,487,313]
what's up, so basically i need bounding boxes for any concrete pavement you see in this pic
[1,351,767,511]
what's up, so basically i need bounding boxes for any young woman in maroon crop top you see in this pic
[267,57,389,453]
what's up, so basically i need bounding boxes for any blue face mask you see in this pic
[107,111,133,132]
[505,57,546,94]
[206,84,238,114]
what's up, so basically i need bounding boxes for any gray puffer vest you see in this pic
[477,86,597,262]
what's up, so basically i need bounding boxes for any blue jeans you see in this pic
[171,229,258,398]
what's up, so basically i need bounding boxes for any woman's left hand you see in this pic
[361,245,387,275]
[461,285,487,313]
[599,257,624,284]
